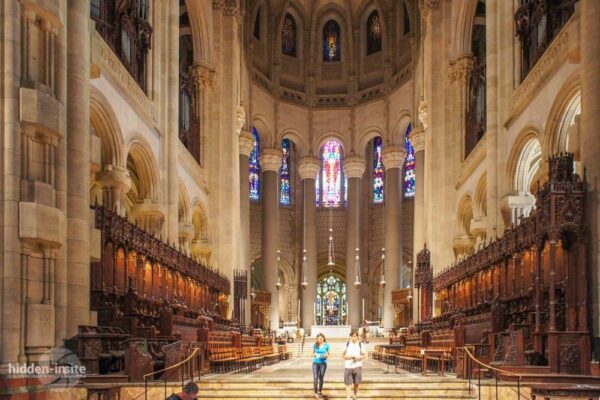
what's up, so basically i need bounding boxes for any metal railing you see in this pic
[460,346,524,400]
[143,346,202,400]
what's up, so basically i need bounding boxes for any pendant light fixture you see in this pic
[380,247,386,287]
[327,208,335,266]
[276,250,282,289]
[353,247,361,288]
[301,249,308,289]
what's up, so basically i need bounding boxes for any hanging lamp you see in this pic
[301,249,308,289]
[327,208,335,266]
[276,250,282,289]
[353,247,361,288]
[380,247,386,287]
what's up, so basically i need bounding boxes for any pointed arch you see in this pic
[544,75,581,157]
[126,137,160,202]
[474,173,487,218]
[90,87,125,168]
[192,201,209,242]
[178,183,191,224]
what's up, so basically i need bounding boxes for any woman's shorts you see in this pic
[344,367,362,385]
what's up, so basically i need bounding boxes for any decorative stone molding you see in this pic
[342,157,367,179]
[235,106,246,135]
[239,130,254,157]
[259,148,283,172]
[91,31,157,125]
[418,99,429,131]
[510,22,574,120]
[382,146,407,170]
[192,64,217,90]
[297,156,321,180]
[456,134,487,189]
[178,141,208,192]
[448,56,473,87]
[94,166,131,192]
[411,127,425,152]
[419,0,441,18]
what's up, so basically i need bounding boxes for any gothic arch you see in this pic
[252,114,273,149]
[507,129,543,195]
[191,202,209,242]
[474,173,487,218]
[544,75,581,157]
[90,87,125,168]
[280,128,308,157]
[391,111,412,146]
[357,1,387,55]
[457,195,474,236]
[310,5,353,64]
[178,183,191,224]
[126,137,160,202]
[183,0,212,64]
[315,132,348,154]
[277,2,308,59]
[452,0,480,59]
[357,126,385,157]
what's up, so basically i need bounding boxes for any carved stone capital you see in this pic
[94,166,131,192]
[297,156,321,180]
[418,99,429,131]
[411,127,425,152]
[448,56,474,87]
[239,130,255,157]
[259,148,283,172]
[420,0,441,18]
[382,146,407,170]
[342,157,366,179]
[192,64,217,90]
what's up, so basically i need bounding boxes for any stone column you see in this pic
[298,157,320,331]
[381,146,406,330]
[239,129,254,325]
[343,157,366,329]
[580,0,600,337]
[167,0,179,242]
[411,127,425,323]
[259,148,283,332]
[66,0,91,335]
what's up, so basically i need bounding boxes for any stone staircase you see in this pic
[193,378,476,399]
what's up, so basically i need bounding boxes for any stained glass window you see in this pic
[404,123,416,198]
[316,275,347,325]
[367,10,382,55]
[249,127,260,201]
[282,13,297,57]
[280,139,291,206]
[373,136,384,203]
[323,20,341,62]
[320,140,343,207]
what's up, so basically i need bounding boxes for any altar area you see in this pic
[310,325,352,338]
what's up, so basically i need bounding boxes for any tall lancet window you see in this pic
[280,139,291,206]
[367,10,383,55]
[323,20,341,62]
[317,140,344,207]
[249,128,260,201]
[404,124,416,198]
[373,136,384,203]
[281,13,297,57]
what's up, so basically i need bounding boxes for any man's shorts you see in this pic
[344,367,362,385]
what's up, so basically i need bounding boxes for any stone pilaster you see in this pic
[297,156,320,331]
[259,148,283,332]
[66,0,91,336]
[411,127,425,323]
[239,129,254,325]
[343,157,366,329]
[167,0,179,243]
[381,146,406,329]
[580,0,600,338]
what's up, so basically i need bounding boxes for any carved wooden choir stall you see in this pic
[377,154,591,377]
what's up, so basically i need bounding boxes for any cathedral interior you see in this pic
[1,0,600,399]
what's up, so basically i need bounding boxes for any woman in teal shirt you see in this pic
[311,333,330,398]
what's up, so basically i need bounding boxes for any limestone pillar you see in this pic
[166,0,179,242]
[66,0,91,335]
[297,157,320,331]
[343,157,366,329]
[580,0,600,336]
[259,148,283,332]
[239,129,254,325]
[381,146,406,330]
[411,127,425,323]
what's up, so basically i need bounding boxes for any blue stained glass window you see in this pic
[249,127,260,201]
[404,123,416,198]
[373,136,384,203]
[280,139,291,206]
[320,140,343,207]
[323,20,341,62]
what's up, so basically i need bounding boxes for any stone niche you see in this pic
[26,303,55,358]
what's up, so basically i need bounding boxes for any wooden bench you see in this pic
[207,346,238,373]
[391,346,423,373]
[277,344,291,360]
[236,346,263,372]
